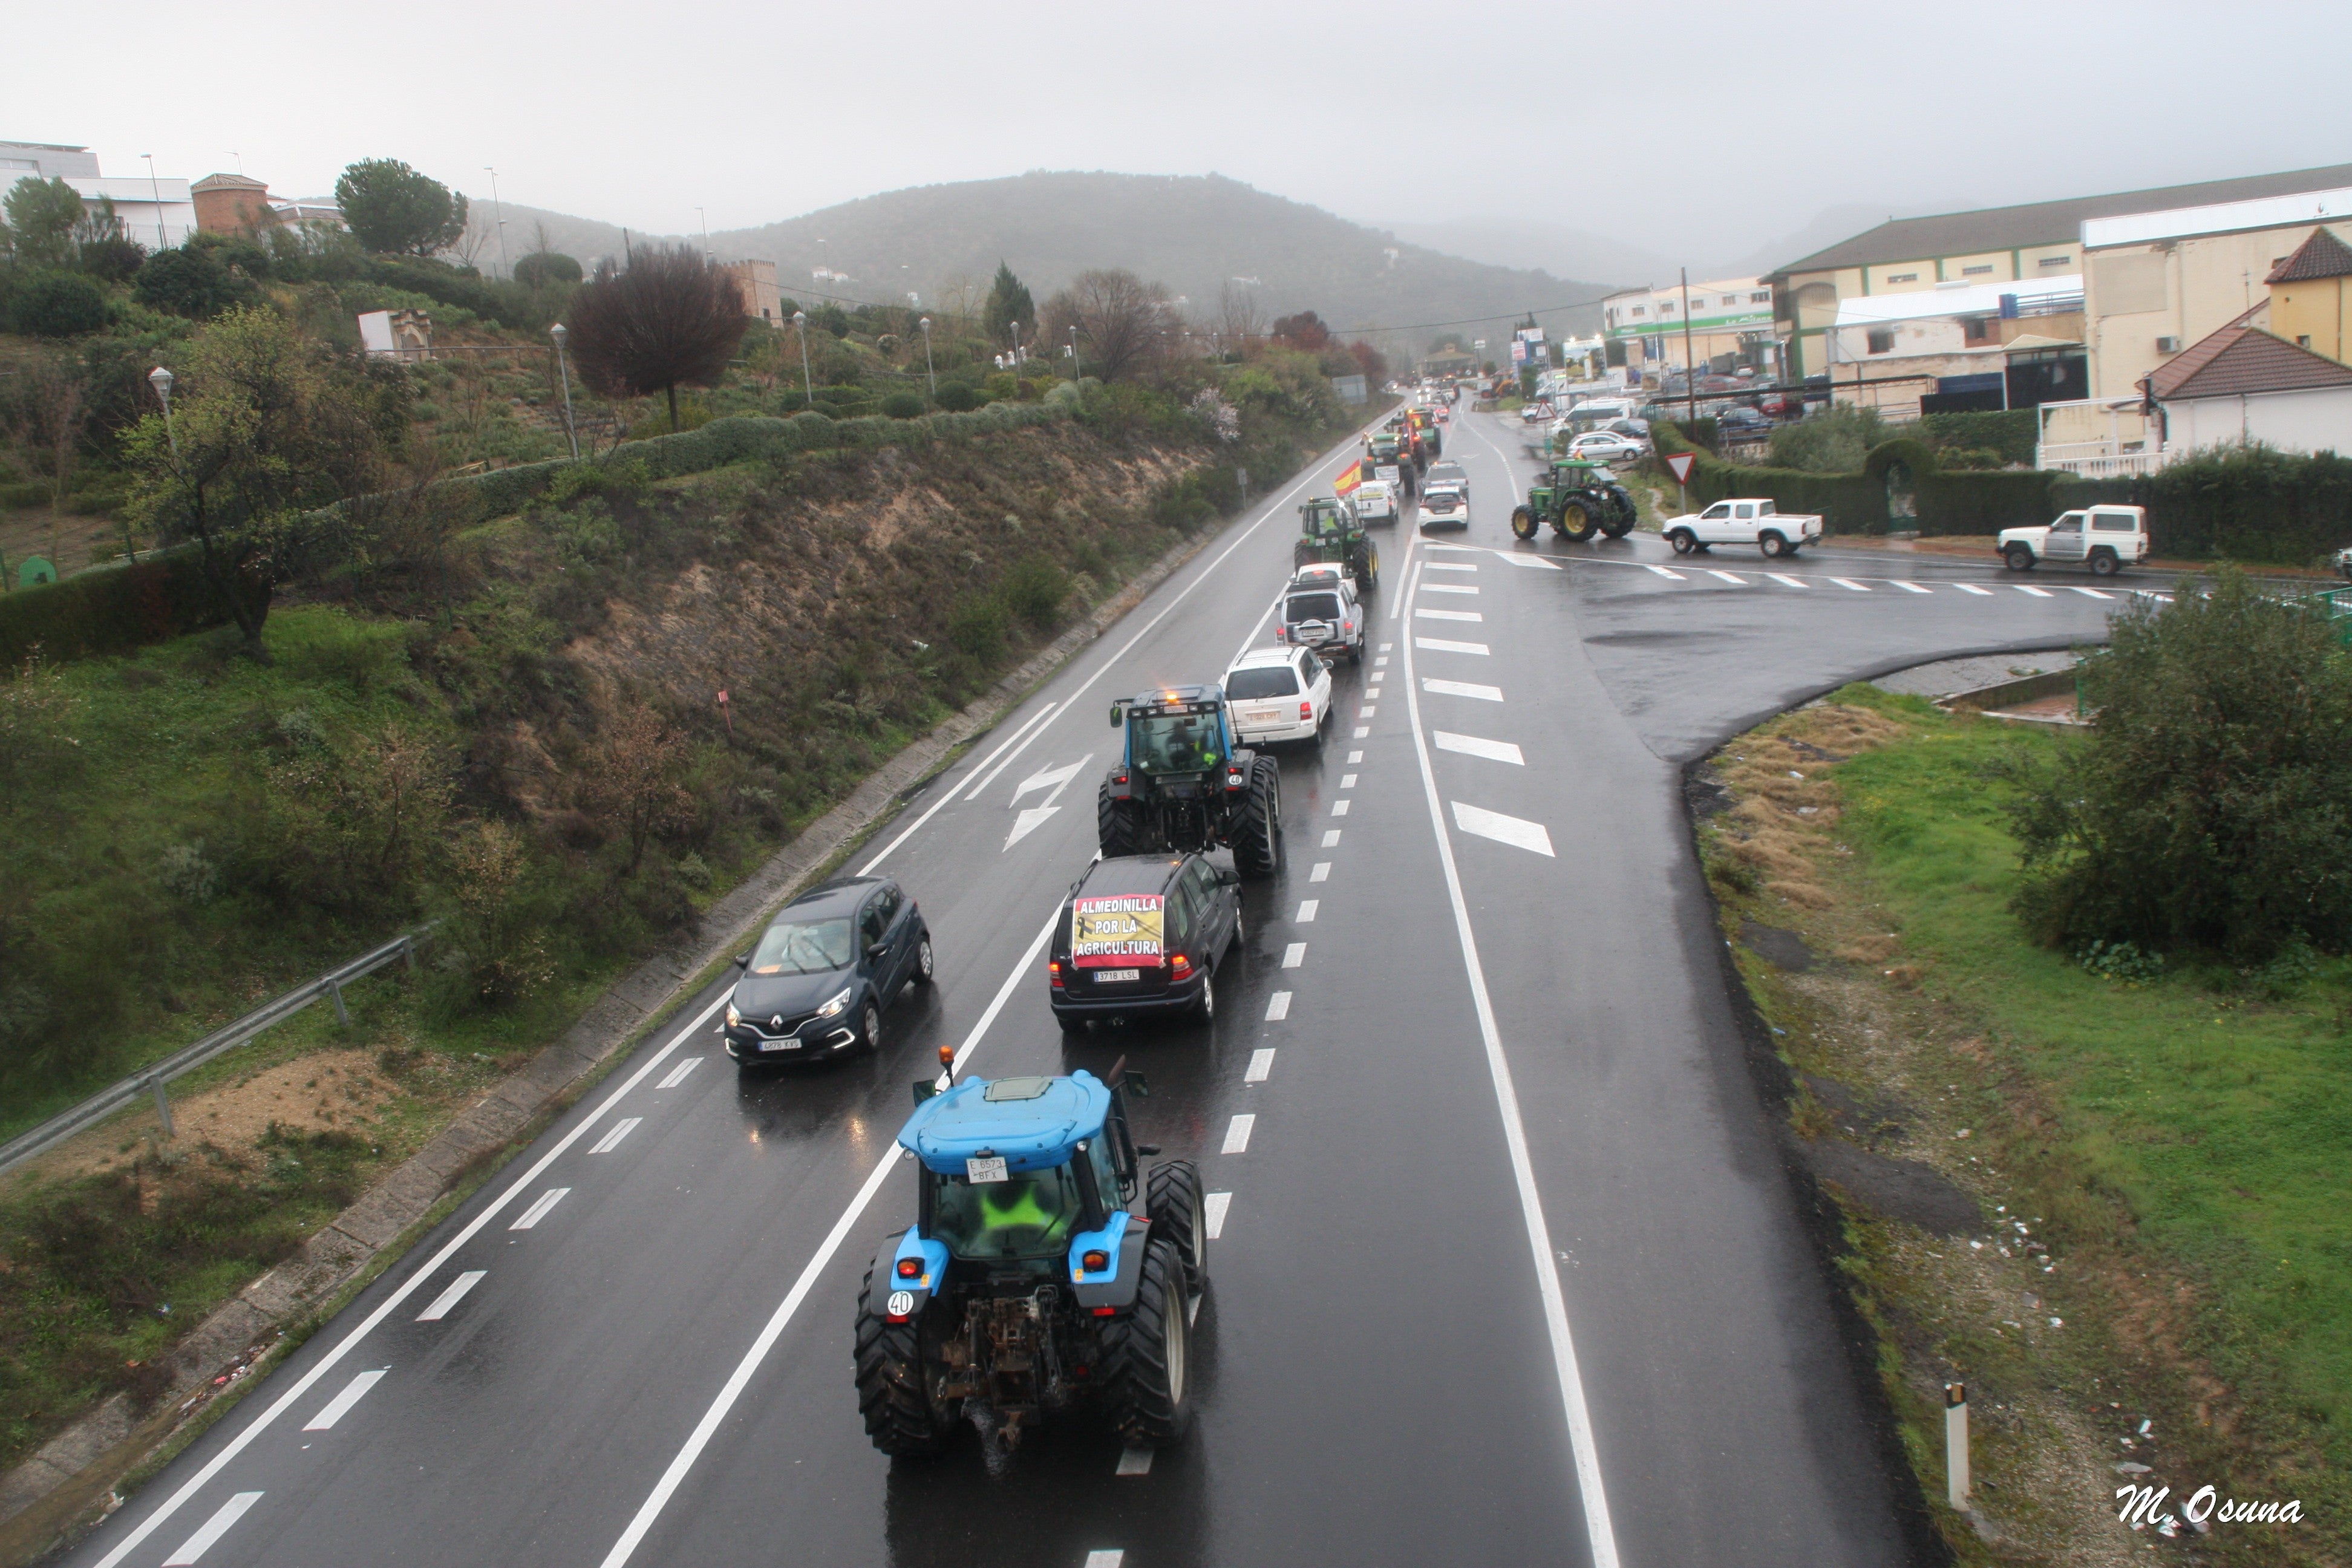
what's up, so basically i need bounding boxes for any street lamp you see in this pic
[918,316,935,396]
[1068,325,1081,382]
[148,367,178,461]
[1008,320,1022,370]
[484,167,511,278]
[696,206,711,261]
[549,324,580,460]
[792,310,814,410]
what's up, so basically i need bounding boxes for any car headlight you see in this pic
[815,985,854,1019]
[725,1001,740,1028]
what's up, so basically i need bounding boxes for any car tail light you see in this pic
[896,1257,922,1279]
[1048,959,1064,990]
[1081,1249,1109,1272]
[1299,701,1313,720]
[1170,953,1192,977]
[1092,1305,1117,1316]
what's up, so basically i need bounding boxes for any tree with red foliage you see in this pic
[1345,339,1388,384]
[1270,311,1330,351]
[563,243,750,431]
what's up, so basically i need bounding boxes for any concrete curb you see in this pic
[0,508,1231,1563]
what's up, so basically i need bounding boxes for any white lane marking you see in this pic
[1373,655,1389,667]
[1322,829,1341,846]
[1767,572,1808,587]
[1422,543,1478,552]
[415,1271,486,1322]
[1309,861,1330,883]
[2069,585,2114,598]
[1415,636,1489,655]
[1204,1192,1232,1239]
[302,1369,387,1432]
[1434,731,1525,766]
[1496,552,1560,570]
[656,1057,702,1091]
[1245,1048,1276,1083]
[1414,606,1483,622]
[1424,561,1478,572]
[589,1117,642,1155]
[93,990,728,1568]
[1451,802,1557,857]
[1005,753,1095,849]
[2015,583,2053,597]
[1295,900,1319,922]
[1116,1449,1154,1477]
[1010,757,1087,806]
[1955,582,1994,595]
[160,1492,264,1567]
[863,699,1058,866]
[1004,806,1059,849]
[1400,635,1620,1568]
[1221,1114,1255,1155]
[597,910,1060,1568]
[1358,705,1376,719]
[1330,799,1351,816]
[1892,579,1933,594]
[1282,943,1306,968]
[1645,564,1685,580]
[1346,750,1363,762]
[956,701,1065,804]
[1265,991,1291,1021]
[509,1188,571,1231]
[1422,583,1481,595]
[1339,773,1357,788]
[1379,642,1393,650]
[1423,678,1504,702]
[1706,569,1746,584]
[1352,727,1368,739]
[1085,1550,1126,1567]
[1364,686,1383,699]
[1829,577,1870,591]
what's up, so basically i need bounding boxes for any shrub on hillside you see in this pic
[1001,558,1070,627]
[934,383,981,413]
[135,246,254,319]
[880,391,925,419]
[2010,569,2352,961]
[947,592,1010,661]
[7,270,109,338]
[512,250,582,287]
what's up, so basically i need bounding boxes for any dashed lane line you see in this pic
[589,1117,642,1155]
[655,1057,702,1091]
[1346,750,1363,763]
[1416,636,1489,655]
[1424,560,1479,571]
[1496,552,1561,570]
[509,1188,571,1231]
[1281,943,1307,968]
[1265,991,1291,1021]
[1433,731,1526,766]
[1330,799,1351,816]
[1706,569,1746,584]
[1767,572,1808,587]
[415,1271,486,1322]
[1245,1048,1276,1083]
[1645,564,1685,580]
[1357,706,1377,719]
[1116,1449,1154,1477]
[1893,579,1933,594]
[1956,583,1994,595]
[1221,1115,1256,1154]
[1339,773,1357,788]
[1308,862,1330,883]
[161,1492,264,1567]
[2069,585,2114,598]
[1829,577,1870,592]
[1204,1193,1232,1240]
[1423,678,1504,702]
[2016,584,2054,597]
[302,1370,387,1432]
[1352,727,1369,739]
[1296,900,1319,922]
[1084,1553,1125,1568]
[1449,802,1557,857]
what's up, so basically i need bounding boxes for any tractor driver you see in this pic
[972,1175,1073,1252]
[1150,714,1218,773]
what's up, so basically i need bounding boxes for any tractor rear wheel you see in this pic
[1232,757,1282,879]
[1099,1236,1195,1448]
[1099,779,1146,858]
[855,1264,948,1457]
[1146,1160,1209,1293]
[1558,498,1599,543]
[1509,505,1539,540]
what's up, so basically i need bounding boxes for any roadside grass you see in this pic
[1701,687,2348,1564]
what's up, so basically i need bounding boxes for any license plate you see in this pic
[760,1038,800,1052]
[1096,967,1140,982]
[1247,708,1281,724]
[966,1156,1008,1184]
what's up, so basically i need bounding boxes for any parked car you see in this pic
[1998,505,2149,576]
[1223,645,1333,746]
[725,877,932,1067]
[1661,498,1824,559]
[1050,853,1243,1030]
[2336,544,2352,580]
[1716,407,1772,440]
[1567,431,1648,464]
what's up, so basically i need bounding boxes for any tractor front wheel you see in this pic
[855,1265,948,1457]
[1509,505,1539,540]
[1146,1160,1209,1293]
[1232,757,1282,880]
[1099,1236,1195,1448]
[1099,779,1146,858]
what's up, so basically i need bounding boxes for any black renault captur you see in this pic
[1048,853,1241,1032]
[725,876,932,1067]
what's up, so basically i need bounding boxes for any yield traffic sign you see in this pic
[1662,452,1697,486]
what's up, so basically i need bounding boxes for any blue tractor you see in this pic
[1096,684,1284,877]
[855,1062,1207,1474]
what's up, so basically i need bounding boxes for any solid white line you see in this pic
[1892,579,1933,594]
[1433,731,1526,766]
[1309,861,1330,883]
[2015,583,2053,597]
[1955,582,1994,595]
[1706,569,1746,584]
[89,990,725,1568]
[1245,1048,1276,1083]
[2069,585,2113,598]
[1829,577,1870,592]
[1415,636,1489,655]
[958,700,1065,803]
[1322,829,1341,846]
[302,1370,387,1432]
[596,912,1059,1568]
[1204,1192,1232,1240]
[1330,799,1350,816]
[1766,572,1808,588]
[1265,991,1291,1020]
[1414,606,1483,622]
[160,1492,263,1567]
[1295,899,1319,922]
[1221,1114,1255,1155]
[414,1270,485,1322]
[1400,629,1619,1568]
[1422,583,1481,595]
[509,1187,570,1231]
[1450,802,1556,857]
[589,1117,642,1155]
[1116,1448,1154,1476]
[1423,678,1504,702]
[1281,942,1306,969]
[1645,564,1685,580]
[656,1057,701,1091]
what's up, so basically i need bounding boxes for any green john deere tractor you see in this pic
[1293,496,1378,595]
[1509,453,1637,544]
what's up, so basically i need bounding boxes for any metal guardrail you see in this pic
[0,926,435,1177]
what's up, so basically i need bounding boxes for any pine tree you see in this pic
[983,261,1034,348]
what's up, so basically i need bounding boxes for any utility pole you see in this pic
[792,310,814,410]
[919,316,936,396]
[142,154,168,249]
[484,168,511,278]
[550,324,580,460]
[1681,267,1699,433]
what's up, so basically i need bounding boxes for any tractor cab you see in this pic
[898,1071,1141,1267]
[1110,685,1236,779]
[1295,496,1379,595]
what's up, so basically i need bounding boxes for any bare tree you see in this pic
[1217,281,1266,350]
[563,243,750,431]
[5,352,90,570]
[1043,269,1180,383]
[586,703,696,873]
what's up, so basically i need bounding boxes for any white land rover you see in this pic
[1998,505,2148,576]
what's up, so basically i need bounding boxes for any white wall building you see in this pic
[70,174,195,248]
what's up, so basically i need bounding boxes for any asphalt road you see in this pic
[68,406,2126,1568]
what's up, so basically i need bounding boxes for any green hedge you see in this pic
[1915,409,2039,467]
[1656,422,2060,537]
[2051,445,2352,564]
[0,551,265,668]
[1651,422,1889,533]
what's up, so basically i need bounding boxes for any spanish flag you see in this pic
[1334,458,1364,497]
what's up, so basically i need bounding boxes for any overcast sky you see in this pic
[9,0,2349,266]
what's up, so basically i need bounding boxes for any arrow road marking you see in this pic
[1004,754,1093,850]
[1450,802,1555,857]
[1010,757,1088,805]
[1423,678,1504,702]
[1434,731,1526,765]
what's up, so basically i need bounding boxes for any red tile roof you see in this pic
[2266,226,2352,283]
[2144,325,2352,400]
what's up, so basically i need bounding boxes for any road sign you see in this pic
[1662,452,1697,486]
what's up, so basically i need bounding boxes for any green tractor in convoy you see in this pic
[1293,495,1379,595]
[1509,440,1638,543]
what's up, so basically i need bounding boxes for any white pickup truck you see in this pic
[1662,498,1825,559]
[1998,505,2148,577]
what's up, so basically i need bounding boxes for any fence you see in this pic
[0,926,434,1177]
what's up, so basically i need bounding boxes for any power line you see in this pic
[1336,293,1621,336]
